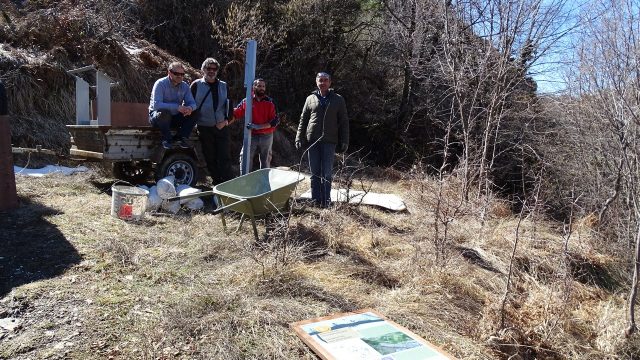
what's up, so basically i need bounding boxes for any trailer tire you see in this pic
[156,153,198,187]
[112,161,151,183]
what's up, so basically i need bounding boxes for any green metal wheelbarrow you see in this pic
[170,168,304,241]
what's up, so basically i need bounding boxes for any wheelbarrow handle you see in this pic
[166,190,216,202]
[212,198,248,215]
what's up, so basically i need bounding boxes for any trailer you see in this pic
[66,66,205,186]
[67,119,204,186]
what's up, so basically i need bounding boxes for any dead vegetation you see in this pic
[1,0,639,358]
[1,166,639,359]
[0,0,204,152]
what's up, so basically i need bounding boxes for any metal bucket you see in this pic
[111,185,148,220]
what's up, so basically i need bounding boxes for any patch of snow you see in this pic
[122,43,142,55]
[0,43,49,65]
[0,318,22,332]
[0,44,12,57]
[14,165,89,177]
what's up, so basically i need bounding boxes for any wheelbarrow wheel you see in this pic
[156,153,198,186]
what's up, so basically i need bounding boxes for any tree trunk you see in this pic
[626,221,640,336]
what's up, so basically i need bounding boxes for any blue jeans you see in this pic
[149,111,196,142]
[308,142,336,208]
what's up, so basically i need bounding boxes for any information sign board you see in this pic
[291,309,457,360]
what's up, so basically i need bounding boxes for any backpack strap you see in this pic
[197,84,212,111]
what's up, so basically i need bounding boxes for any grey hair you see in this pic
[252,78,266,87]
[201,58,221,71]
[168,61,184,71]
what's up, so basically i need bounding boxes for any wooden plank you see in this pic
[106,128,156,135]
[68,126,107,153]
[94,102,150,127]
[69,148,104,159]
[12,147,57,155]
[0,114,18,211]
[67,125,112,130]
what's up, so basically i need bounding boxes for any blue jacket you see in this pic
[148,76,196,115]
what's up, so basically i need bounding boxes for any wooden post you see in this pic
[0,81,18,211]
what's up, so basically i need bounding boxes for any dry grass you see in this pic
[1,165,639,359]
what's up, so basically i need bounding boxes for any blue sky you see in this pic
[529,0,589,93]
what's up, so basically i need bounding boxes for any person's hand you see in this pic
[216,120,228,130]
[295,140,303,150]
[336,143,348,153]
[178,105,192,116]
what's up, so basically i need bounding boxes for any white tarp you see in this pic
[299,189,407,211]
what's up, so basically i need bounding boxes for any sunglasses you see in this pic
[170,70,185,76]
[206,67,219,71]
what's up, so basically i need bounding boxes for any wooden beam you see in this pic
[69,148,104,160]
[11,147,57,155]
[0,107,19,210]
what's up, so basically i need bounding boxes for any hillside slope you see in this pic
[0,1,215,151]
[2,1,640,358]
[1,167,638,359]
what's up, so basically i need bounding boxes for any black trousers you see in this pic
[198,125,232,184]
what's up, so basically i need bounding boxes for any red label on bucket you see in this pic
[119,204,133,219]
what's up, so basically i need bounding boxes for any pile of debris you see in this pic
[139,176,204,214]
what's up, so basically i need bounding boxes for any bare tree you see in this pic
[439,0,572,202]
[566,0,640,336]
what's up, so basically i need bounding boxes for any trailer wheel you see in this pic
[112,161,151,183]
[156,153,198,186]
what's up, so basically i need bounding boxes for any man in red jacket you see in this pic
[233,78,279,173]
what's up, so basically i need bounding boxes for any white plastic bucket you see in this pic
[111,185,149,221]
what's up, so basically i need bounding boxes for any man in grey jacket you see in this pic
[295,72,349,208]
[190,58,233,185]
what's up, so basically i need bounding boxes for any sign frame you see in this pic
[290,308,457,360]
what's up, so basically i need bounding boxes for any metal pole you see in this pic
[241,40,257,175]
